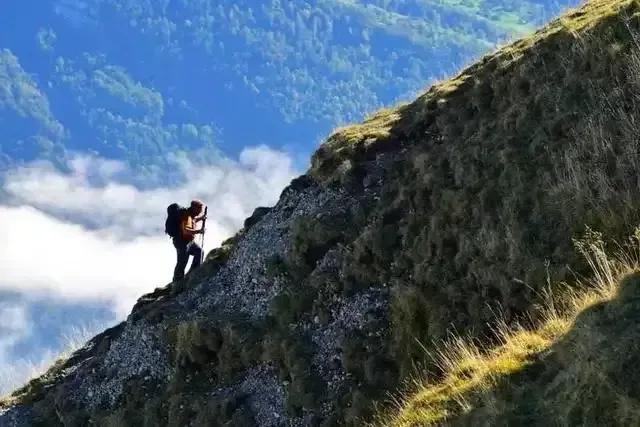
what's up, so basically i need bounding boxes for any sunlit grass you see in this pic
[379,227,639,426]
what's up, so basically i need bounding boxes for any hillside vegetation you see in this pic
[309,0,640,379]
[384,228,640,425]
[5,0,640,426]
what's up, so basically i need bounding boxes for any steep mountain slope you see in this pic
[3,0,640,425]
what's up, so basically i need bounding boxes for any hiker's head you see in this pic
[189,199,204,215]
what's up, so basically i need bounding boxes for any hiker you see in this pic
[167,199,207,281]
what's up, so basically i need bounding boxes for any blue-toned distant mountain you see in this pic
[0,0,576,179]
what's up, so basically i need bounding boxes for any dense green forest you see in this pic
[0,0,575,180]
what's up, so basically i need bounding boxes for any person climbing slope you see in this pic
[166,199,206,281]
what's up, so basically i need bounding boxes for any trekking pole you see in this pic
[201,206,208,264]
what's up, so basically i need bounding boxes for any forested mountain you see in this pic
[0,0,574,180]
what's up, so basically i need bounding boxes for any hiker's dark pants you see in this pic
[173,238,203,281]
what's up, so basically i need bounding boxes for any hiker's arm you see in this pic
[182,219,203,234]
[183,224,203,234]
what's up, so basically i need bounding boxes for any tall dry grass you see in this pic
[378,225,640,426]
[375,219,640,427]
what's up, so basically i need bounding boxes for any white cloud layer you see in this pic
[0,206,172,315]
[0,146,298,316]
[4,146,296,238]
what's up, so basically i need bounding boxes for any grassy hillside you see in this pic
[383,227,640,426]
[307,0,640,418]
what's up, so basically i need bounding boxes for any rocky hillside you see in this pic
[4,0,640,425]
